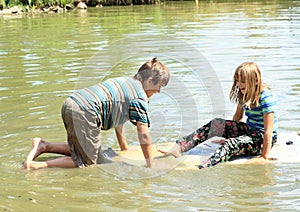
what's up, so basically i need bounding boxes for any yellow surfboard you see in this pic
[106,132,300,171]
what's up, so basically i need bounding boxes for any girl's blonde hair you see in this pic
[134,58,170,87]
[229,62,269,108]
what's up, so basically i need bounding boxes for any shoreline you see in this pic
[0,0,160,16]
[0,2,93,16]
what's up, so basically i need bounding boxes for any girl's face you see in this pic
[236,76,246,94]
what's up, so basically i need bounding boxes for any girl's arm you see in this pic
[115,124,128,151]
[261,112,274,159]
[136,122,152,168]
[233,104,244,122]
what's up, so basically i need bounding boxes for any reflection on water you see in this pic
[1,0,300,210]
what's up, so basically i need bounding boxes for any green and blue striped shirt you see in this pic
[69,77,149,130]
[243,89,278,136]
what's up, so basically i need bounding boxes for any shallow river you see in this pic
[1,0,300,211]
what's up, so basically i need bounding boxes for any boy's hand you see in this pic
[136,122,153,167]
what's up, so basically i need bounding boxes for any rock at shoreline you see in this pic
[0,5,22,15]
[0,0,5,10]
[77,2,87,9]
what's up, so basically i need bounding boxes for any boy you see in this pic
[24,58,170,169]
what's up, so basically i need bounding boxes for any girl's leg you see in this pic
[25,156,77,170]
[198,131,264,168]
[176,118,248,153]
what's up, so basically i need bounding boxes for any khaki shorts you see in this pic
[61,98,102,167]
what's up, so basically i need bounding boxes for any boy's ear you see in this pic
[146,77,153,83]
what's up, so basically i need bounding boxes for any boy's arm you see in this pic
[115,124,128,151]
[136,122,152,168]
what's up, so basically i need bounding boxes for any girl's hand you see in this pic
[157,144,181,158]
[246,156,277,164]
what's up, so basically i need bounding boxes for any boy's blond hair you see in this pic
[134,58,170,87]
[229,62,269,108]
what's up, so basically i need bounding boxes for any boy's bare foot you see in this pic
[297,131,300,136]
[157,144,182,158]
[29,138,48,160]
[23,160,35,170]
[24,161,48,170]
[23,138,48,169]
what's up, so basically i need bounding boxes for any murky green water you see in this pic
[1,1,300,211]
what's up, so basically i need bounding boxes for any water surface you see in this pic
[1,0,300,211]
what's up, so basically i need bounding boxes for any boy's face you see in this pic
[142,78,162,98]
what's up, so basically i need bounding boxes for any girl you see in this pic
[159,62,278,168]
